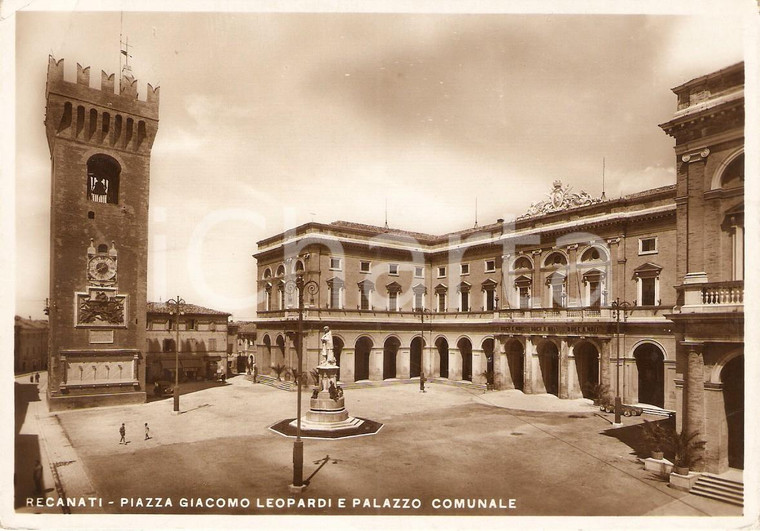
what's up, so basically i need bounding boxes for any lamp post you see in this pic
[284,274,319,491]
[167,296,185,413]
[610,297,632,424]
[416,305,430,379]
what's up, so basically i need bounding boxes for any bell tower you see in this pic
[44,56,159,410]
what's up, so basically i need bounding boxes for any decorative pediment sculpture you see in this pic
[518,180,602,220]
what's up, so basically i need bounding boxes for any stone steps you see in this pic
[690,473,743,507]
[252,374,296,391]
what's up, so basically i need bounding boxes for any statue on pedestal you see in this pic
[320,326,336,365]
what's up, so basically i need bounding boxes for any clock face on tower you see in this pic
[87,256,117,282]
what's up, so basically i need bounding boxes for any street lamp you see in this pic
[284,274,319,491]
[610,297,632,424]
[416,305,431,381]
[167,296,185,413]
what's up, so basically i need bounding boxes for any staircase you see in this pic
[250,374,296,391]
[631,403,676,417]
[690,473,743,507]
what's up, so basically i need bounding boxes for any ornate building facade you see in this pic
[254,62,744,473]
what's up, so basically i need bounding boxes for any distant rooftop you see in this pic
[14,316,49,329]
[147,302,230,316]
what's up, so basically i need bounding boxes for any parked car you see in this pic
[599,402,643,417]
[153,380,173,397]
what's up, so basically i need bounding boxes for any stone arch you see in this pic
[632,342,665,408]
[630,339,671,361]
[543,250,569,267]
[383,336,401,379]
[578,244,609,263]
[435,336,449,379]
[262,334,272,372]
[410,336,424,379]
[457,337,473,382]
[354,336,373,381]
[710,148,744,191]
[511,255,533,270]
[537,339,559,396]
[573,340,600,399]
[263,267,272,279]
[709,346,744,384]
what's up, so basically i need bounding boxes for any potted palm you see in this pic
[641,420,668,460]
[670,429,706,475]
[583,382,611,406]
[271,363,287,381]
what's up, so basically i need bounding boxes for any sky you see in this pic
[9,2,750,321]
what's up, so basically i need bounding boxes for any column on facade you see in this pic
[567,244,580,307]
[449,346,462,381]
[731,220,744,281]
[559,339,570,399]
[341,348,355,383]
[599,338,611,394]
[531,250,543,308]
[369,347,383,381]
[566,340,583,399]
[606,238,621,301]
[496,337,512,390]
[683,342,706,457]
[502,254,511,307]
[472,347,485,385]
[525,336,539,394]
[398,347,411,379]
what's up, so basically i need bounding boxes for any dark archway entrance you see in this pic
[722,355,744,469]
[410,337,423,378]
[574,341,599,399]
[436,337,449,379]
[333,336,344,381]
[538,341,559,396]
[482,338,495,387]
[505,340,524,391]
[633,343,664,407]
[383,337,400,380]
[275,335,286,366]
[458,338,473,382]
[355,337,372,381]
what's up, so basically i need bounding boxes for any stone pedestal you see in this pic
[290,363,363,432]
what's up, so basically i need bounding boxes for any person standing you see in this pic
[34,373,40,384]
[144,423,150,440]
[420,372,427,393]
[32,460,43,495]
[119,423,126,444]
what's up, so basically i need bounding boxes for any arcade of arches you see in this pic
[256,331,674,407]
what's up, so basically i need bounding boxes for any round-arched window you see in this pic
[86,154,120,204]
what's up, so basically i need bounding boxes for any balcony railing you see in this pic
[700,281,744,305]
[258,305,668,322]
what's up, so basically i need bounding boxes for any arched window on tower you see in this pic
[87,154,120,204]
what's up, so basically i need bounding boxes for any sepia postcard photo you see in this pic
[3,1,758,529]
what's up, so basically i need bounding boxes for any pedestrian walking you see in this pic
[119,423,126,444]
[420,372,427,393]
[32,460,43,495]
[253,364,258,383]
[144,423,150,440]
[29,375,34,383]
[34,373,40,384]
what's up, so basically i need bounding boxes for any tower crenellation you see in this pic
[45,56,159,156]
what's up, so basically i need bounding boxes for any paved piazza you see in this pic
[18,374,739,518]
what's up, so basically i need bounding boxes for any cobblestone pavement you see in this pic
[11,374,744,526]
